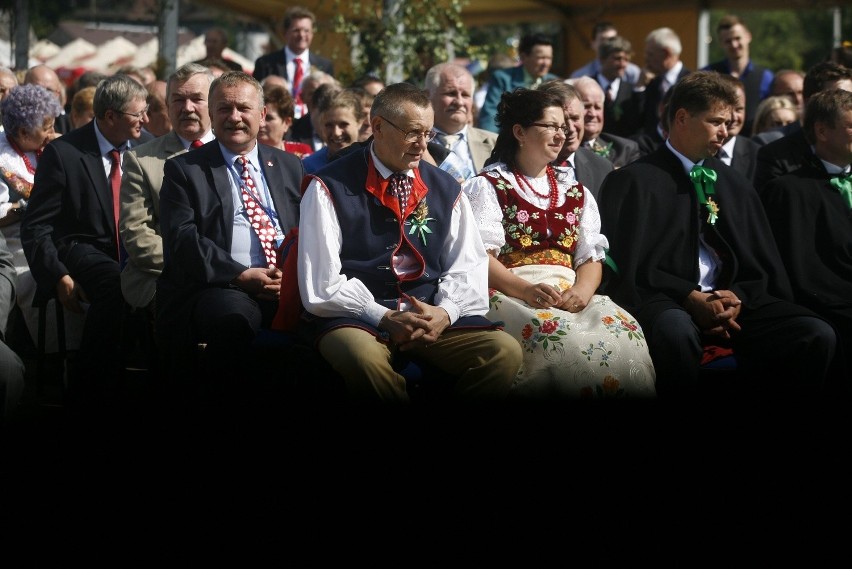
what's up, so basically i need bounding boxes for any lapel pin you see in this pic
[266,160,274,167]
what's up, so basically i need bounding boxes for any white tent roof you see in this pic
[30,39,61,62]
[222,48,253,72]
[176,35,206,67]
[84,36,139,72]
[44,37,97,68]
[130,37,159,69]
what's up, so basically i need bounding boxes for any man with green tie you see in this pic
[760,88,852,391]
[596,71,837,399]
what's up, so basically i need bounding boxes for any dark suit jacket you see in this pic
[760,163,852,326]
[597,146,796,327]
[21,120,145,290]
[600,78,643,138]
[588,132,640,169]
[252,50,334,83]
[156,140,304,332]
[753,126,821,193]
[641,67,691,135]
[288,113,314,145]
[630,128,665,158]
[53,113,73,135]
[726,135,761,182]
[478,66,559,133]
[0,231,14,342]
[572,147,614,202]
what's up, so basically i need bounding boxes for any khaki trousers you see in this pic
[318,326,522,403]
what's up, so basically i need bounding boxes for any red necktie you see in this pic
[190,139,203,149]
[109,149,122,260]
[236,156,278,269]
[293,57,306,117]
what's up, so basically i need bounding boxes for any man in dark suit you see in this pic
[701,15,773,136]
[539,80,613,201]
[478,33,559,133]
[597,71,836,399]
[572,76,640,169]
[593,36,643,138]
[642,27,690,137]
[157,71,304,390]
[252,5,334,120]
[753,61,852,192]
[760,89,852,393]
[716,75,760,181]
[21,74,151,393]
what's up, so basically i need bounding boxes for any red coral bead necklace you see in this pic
[7,135,41,175]
[513,164,559,210]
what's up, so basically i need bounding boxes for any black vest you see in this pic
[302,146,496,342]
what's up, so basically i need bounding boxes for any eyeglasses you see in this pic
[114,105,150,120]
[531,122,570,136]
[381,116,437,143]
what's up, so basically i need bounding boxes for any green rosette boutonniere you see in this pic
[591,140,613,159]
[409,200,435,246]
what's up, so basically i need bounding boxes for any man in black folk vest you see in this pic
[297,82,522,403]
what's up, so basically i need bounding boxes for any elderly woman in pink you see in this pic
[462,88,656,399]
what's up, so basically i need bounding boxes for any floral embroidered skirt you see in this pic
[487,264,656,399]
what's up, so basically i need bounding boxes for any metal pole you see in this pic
[14,0,29,71]
[158,0,179,78]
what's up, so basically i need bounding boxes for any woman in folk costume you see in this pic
[462,88,656,399]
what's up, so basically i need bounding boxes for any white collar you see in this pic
[94,119,130,156]
[666,139,703,174]
[719,136,736,159]
[178,130,215,150]
[370,142,414,180]
[220,140,261,170]
[285,46,309,64]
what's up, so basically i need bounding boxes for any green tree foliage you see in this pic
[330,0,469,85]
[707,8,851,73]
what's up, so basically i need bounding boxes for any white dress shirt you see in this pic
[660,61,684,95]
[298,143,491,327]
[718,137,736,166]
[219,142,282,268]
[666,140,722,292]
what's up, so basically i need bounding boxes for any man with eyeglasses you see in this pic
[297,82,522,403]
[21,74,151,402]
